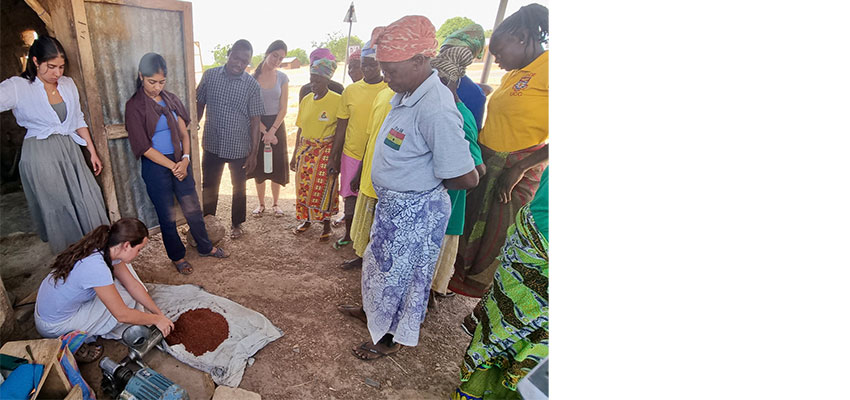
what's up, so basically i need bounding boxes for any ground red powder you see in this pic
[165,308,229,356]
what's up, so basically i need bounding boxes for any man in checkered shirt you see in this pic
[197,39,264,239]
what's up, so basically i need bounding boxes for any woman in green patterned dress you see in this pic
[453,166,549,400]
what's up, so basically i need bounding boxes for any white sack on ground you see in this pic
[147,284,283,387]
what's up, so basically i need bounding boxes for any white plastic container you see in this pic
[263,144,273,174]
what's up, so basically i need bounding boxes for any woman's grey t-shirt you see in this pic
[260,70,289,116]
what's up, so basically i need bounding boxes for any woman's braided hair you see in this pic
[494,3,549,45]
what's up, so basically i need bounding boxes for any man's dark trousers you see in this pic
[202,150,247,227]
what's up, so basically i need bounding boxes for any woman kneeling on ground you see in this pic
[34,218,174,363]
[125,53,228,275]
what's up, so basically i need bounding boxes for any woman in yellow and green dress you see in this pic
[453,166,548,400]
[451,3,550,299]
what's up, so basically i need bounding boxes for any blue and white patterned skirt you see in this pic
[361,184,451,346]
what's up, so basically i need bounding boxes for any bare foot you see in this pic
[338,305,367,324]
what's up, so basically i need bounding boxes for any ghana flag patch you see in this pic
[384,128,405,150]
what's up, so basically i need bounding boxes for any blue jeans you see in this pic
[141,155,213,260]
[201,150,247,227]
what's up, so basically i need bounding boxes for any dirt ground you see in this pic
[0,65,507,398]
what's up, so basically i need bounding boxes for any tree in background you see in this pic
[485,29,493,38]
[211,44,232,68]
[436,16,478,47]
[311,31,363,61]
[204,43,266,70]
[288,48,308,65]
[251,54,264,68]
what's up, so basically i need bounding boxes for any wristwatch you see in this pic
[182,154,190,161]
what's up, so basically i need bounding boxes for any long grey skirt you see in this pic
[19,134,109,253]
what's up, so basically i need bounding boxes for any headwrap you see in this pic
[361,40,377,59]
[442,23,486,59]
[309,48,335,64]
[431,46,474,83]
[371,16,438,62]
[349,52,361,62]
[310,58,337,79]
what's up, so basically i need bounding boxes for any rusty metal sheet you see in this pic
[83,1,192,229]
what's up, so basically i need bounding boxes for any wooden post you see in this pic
[182,2,202,198]
[480,0,509,85]
[68,0,121,222]
[23,0,55,36]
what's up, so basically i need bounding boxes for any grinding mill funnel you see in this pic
[122,325,167,361]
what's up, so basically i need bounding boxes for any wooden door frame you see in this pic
[67,0,201,221]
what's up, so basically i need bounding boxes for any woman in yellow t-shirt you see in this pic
[290,58,342,241]
[450,4,550,299]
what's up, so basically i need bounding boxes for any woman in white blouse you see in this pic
[0,35,108,253]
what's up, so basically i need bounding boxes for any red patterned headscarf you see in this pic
[371,16,438,63]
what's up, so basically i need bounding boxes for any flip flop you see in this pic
[351,341,401,361]
[199,247,229,258]
[74,343,103,363]
[318,231,332,242]
[333,239,352,249]
[272,205,284,217]
[173,260,193,275]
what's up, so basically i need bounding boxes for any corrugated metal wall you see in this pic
[83,2,190,229]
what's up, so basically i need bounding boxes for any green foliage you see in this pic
[288,48,309,65]
[436,17,478,46]
[485,29,493,38]
[211,44,232,67]
[311,31,364,61]
[251,54,264,68]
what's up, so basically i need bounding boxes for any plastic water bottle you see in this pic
[263,144,273,174]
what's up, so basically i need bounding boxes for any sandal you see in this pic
[199,247,229,258]
[333,239,352,249]
[339,257,362,270]
[74,343,103,363]
[252,205,265,217]
[173,260,193,275]
[272,205,284,217]
[319,231,332,242]
[293,222,311,234]
[351,341,401,361]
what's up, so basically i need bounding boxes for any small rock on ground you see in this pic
[212,386,261,400]
[364,377,380,388]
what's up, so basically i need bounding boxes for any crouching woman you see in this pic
[34,218,174,361]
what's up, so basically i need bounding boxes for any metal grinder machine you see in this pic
[98,325,188,400]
